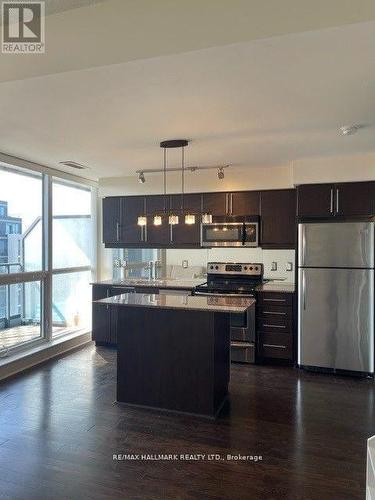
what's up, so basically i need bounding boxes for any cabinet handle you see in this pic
[140,226,144,242]
[262,311,286,316]
[262,324,286,329]
[116,222,120,241]
[144,224,147,243]
[225,194,229,215]
[170,224,173,243]
[106,289,109,310]
[263,343,286,349]
[330,188,334,214]
[263,298,286,303]
[230,193,233,215]
[336,188,339,214]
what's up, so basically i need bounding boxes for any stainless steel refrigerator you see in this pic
[298,221,374,374]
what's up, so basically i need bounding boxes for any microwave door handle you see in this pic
[241,223,246,245]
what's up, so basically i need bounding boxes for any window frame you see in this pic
[0,165,97,356]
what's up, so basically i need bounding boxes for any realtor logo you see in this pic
[2,1,45,53]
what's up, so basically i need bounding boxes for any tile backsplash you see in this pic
[165,248,295,283]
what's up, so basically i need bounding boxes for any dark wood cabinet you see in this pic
[102,197,121,244]
[260,189,296,248]
[231,191,260,215]
[201,192,228,216]
[297,184,334,218]
[169,194,201,246]
[145,195,170,246]
[256,291,296,363]
[121,196,145,245]
[334,182,375,216]
[298,182,375,218]
[92,285,126,345]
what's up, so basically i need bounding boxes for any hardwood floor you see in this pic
[0,344,374,499]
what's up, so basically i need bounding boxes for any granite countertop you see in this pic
[92,278,206,290]
[96,292,255,314]
[256,282,295,293]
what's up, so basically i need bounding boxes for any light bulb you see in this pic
[137,216,147,226]
[185,214,196,225]
[201,213,212,224]
[169,215,179,225]
[153,215,162,226]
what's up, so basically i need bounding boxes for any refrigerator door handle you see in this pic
[336,188,339,214]
[302,270,306,310]
[302,225,306,267]
[330,188,334,214]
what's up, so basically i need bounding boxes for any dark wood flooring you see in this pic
[0,344,374,499]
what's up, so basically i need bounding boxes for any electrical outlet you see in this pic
[271,262,278,271]
[182,260,188,269]
[286,262,293,272]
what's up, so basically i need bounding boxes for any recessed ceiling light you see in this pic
[339,124,362,136]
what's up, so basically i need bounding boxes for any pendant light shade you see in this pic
[137,216,147,226]
[169,215,179,225]
[185,214,196,225]
[153,215,162,226]
[202,213,213,224]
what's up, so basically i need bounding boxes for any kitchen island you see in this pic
[96,293,255,418]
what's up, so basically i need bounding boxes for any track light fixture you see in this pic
[218,167,225,180]
[138,172,146,184]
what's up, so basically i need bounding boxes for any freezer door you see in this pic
[298,268,374,372]
[298,222,374,268]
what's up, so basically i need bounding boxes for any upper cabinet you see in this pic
[201,191,260,217]
[260,189,296,248]
[297,184,334,218]
[297,182,375,218]
[169,194,201,246]
[144,195,170,246]
[102,197,121,244]
[120,196,145,245]
[231,191,260,216]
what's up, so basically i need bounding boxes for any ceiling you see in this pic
[0,2,374,181]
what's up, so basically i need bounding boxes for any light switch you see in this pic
[182,260,188,269]
[271,262,277,271]
[286,262,293,272]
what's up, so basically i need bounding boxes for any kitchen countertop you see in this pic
[96,292,255,314]
[256,282,295,293]
[92,278,205,290]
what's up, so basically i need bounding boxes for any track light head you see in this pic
[218,167,225,180]
[138,172,146,184]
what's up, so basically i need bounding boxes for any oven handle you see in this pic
[241,223,246,246]
[194,291,255,298]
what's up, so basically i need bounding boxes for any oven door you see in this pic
[201,222,244,247]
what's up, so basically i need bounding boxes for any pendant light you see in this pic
[137,216,147,226]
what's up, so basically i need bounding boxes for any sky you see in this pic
[0,169,91,230]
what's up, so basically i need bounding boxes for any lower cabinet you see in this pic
[256,291,296,362]
[92,285,159,346]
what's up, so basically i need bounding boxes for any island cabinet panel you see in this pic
[297,184,334,218]
[169,193,202,246]
[260,189,296,248]
[102,197,121,244]
[334,182,375,217]
[231,191,260,216]
[120,196,145,245]
[256,291,296,363]
[116,307,230,418]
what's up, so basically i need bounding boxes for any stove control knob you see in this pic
[215,265,219,270]
[250,266,253,271]
[244,266,248,271]
[254,266,258,271]
[210,265,214,270]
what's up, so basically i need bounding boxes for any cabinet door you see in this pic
[260,189,296,248]
[169,194,201,246]
[201,192,228,216]
[102,198,121,244]
[145,195,170,246]
[92,286,111,343]
[297,184,334,218]
[121,196,145,245]
[231,191,260,215]
[335,182,375,217]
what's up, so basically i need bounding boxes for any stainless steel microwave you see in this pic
[201,222,259,247]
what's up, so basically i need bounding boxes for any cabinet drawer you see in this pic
[257,304,292,319]
[257,292,293,306]
[257,315,292,333]
[257,332,293,359]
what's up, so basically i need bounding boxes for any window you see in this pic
[0,165,96,355]
[52,180,94,337]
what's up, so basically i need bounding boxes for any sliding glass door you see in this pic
[0,164,96,356]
